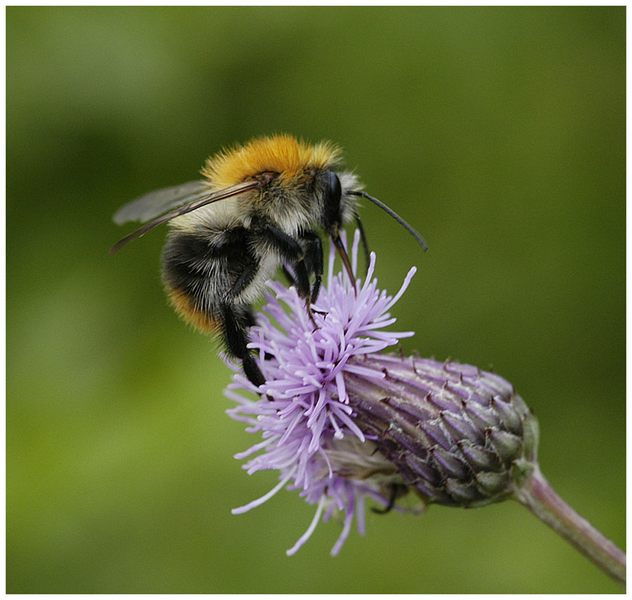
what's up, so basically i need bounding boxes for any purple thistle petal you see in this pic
[232,468,297,515]
[331,497,355,557]
[233,438,276,460]
[286,497,326,557]
[356,496,367,536]
[226,230,417,554]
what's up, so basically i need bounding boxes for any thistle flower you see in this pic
[225,231,624,583]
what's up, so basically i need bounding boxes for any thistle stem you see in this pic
[514,466,625,584]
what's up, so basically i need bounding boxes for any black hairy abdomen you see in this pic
[161,227,257,310]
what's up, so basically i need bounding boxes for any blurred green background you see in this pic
[7,6,624,593]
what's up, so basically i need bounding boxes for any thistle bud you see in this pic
[227,232,623,583]
[347,354,539,508]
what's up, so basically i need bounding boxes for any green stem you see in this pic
[514,466,625,584]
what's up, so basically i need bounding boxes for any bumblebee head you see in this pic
[318,170,356,234]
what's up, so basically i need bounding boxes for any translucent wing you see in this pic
[110,180,260,254]
[113,180,209,225]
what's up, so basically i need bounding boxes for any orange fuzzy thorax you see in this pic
[201,134,342,188]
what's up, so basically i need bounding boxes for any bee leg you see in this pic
[220,303,266,389]
[242,354,266,390]
[280,262,319,325]
[301,231,323,304]
[242,308,273,360]
[221,260,268,381]
[223,255,259,303]
[287,261,317,326]
[257,224,320,327]
[371,483,407,515]
[242,307,257,328]
[259,224,312,304]
[281,265,296,286]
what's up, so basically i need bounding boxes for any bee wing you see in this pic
[110,180,259,254]
[112,180,210,225]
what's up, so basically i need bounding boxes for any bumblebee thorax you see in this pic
[201,134,342,188]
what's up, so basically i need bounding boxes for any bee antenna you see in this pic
[348,190,428,252]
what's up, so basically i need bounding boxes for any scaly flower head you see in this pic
[226,231,538,556]
[224,232,625,586]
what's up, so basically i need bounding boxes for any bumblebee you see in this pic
[112,134,427,388]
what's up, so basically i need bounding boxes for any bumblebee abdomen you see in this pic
[166,286,220,333]
[161,227,264,332]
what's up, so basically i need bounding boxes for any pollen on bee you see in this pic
[167,286,219,333]
[201,134,342,188]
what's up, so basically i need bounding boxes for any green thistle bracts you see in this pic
[346,354,540,508]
